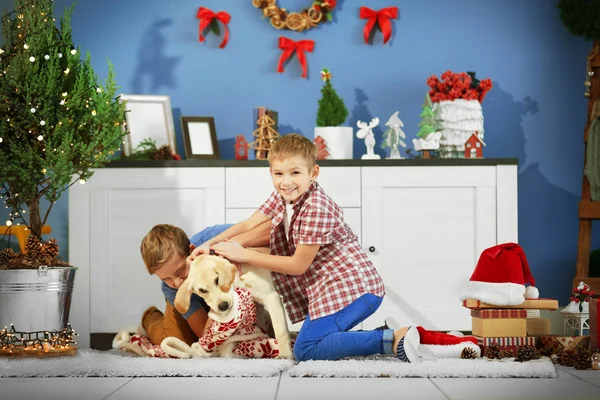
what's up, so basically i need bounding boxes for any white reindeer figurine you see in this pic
[356,117,380,160]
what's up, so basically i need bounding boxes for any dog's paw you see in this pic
[276,347,295,360]
[190,342,218,358]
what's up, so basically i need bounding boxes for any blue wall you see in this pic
[0,0,596,303]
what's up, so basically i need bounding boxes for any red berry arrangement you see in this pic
[426,70,493,103]
[570,283,595,312]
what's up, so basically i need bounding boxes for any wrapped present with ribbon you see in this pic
[537,335,590,355]
[474,336,536,357]
[591,297,599,349]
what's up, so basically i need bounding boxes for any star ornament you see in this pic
[320,69,332,82]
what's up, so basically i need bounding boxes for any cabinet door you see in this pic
[361,166,508,331]
[69,168,225,346]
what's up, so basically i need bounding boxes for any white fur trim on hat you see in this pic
[459,280,526,306]
[420,341,481,359]
[525,285,539,299]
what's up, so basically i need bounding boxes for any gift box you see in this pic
[536,335,590,355]
[526,318,551,336]
[591,298,599,349]
[472,317,527,337]
[471,309,527,319]
[462,298,558,310]
[475,336,536,357]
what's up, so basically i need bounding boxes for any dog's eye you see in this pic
[199,288,207,294]
[214,277,219,285]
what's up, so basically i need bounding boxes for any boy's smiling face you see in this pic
[270,156,319,204]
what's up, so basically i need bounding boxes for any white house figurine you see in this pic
[357,117,380,160]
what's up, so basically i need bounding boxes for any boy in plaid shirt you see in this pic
[188,134,422,362]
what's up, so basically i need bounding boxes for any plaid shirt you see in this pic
[258,182,385,323]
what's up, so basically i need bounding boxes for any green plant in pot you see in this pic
[0,0,126,352]
[314,68,352,159]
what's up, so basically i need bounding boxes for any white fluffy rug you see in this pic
[0,350,556,378]
[0,350,294,378]
[288,355,557,378]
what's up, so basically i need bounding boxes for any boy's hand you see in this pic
[186,242,211,266]
[211,240,248,263]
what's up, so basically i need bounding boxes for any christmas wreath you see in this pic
[252,0,336,32]
[558,0,600,40]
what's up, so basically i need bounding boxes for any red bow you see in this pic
[196,7,231,48]
[359,6,398,44]
[277,37,315,79]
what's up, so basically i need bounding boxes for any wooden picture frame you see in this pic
[119,94,176,156]
[181,116,219,159]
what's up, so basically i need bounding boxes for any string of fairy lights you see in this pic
[0,0,129,231]
[0,323,77,352]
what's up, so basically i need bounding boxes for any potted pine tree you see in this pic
[314,68,352,159]
[0,0,127,350]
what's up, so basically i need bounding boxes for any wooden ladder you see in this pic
[575,41,600,294]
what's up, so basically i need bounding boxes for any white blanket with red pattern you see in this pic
[113,287,285,359]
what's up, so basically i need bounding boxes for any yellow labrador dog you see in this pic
[174,249,294,359]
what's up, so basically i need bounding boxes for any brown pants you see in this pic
[141,301,198,346]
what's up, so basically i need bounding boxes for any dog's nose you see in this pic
[218,301,230,312]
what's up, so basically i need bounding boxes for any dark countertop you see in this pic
[104,158,518,168]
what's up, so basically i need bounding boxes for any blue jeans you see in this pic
[293,293,394,361]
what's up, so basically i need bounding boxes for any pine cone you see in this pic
[461,347,478,359]
[559,349,576,367]
[39,238,59,258]
[484,343,502,359]
[152,145,174,160]
[573,347,594,370]
[515,345,541,362]
[538,346,554,358]
[0,248,15,260]
[25,234,42,255]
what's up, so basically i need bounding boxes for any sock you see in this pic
[416,326,478,346]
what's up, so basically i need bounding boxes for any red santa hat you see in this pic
[459,242,539,306]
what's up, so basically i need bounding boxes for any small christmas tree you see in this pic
[0,0,127,268]
[249,114,280,160]
[316,68,348,127]
[314,135,330,160]
[416,93,439,139]
[381,111,406,159]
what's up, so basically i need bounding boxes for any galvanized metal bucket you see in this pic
[0,266,77,332]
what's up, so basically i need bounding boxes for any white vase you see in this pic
[314,126,354,159]
[435,99,484,159]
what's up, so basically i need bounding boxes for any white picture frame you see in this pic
[119,94,176,156]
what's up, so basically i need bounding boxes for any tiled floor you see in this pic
[2,365,600,400]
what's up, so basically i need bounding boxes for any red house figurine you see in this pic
[314,135,330,160]
[235,134,248,160]
[464,131,485,159]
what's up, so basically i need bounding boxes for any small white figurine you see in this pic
[412,131,442,151]
[382,111,406,159]
[356,117,380,159]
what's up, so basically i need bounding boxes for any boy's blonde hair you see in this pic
[140,224,190,274]
[268,134,316,168]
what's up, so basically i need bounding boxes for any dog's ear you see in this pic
[215,259,236,293]
[174,278,192,314]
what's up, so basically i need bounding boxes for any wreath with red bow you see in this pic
[252,0,337,32]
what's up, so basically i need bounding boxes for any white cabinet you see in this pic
[360,165,518,331]
[69,162,517,348]
[69,168,225,348]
